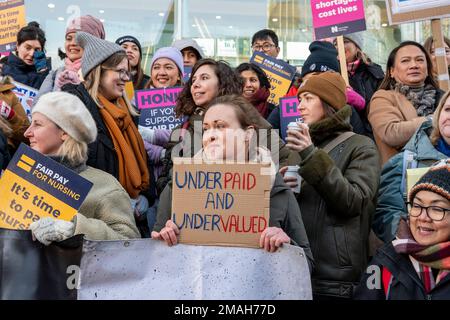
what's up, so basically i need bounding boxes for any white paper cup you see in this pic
[285,165,301,193]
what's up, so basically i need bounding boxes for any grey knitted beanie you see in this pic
[76,31,125,78]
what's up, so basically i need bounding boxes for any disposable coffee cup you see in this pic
[287,121,301,132]
[285,165,301,193]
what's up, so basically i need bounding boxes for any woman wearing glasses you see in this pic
[355,161,450,299]
[62,32,153,235]
[374,90,450,243]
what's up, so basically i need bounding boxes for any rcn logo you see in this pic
[331,26,338,33]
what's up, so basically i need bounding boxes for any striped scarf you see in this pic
[392,218,450,292]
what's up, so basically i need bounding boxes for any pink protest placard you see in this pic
[310,0,366,40]
[135,87,183,109]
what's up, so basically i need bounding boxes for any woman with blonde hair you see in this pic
[62,32,153,235]
[24,92,140,244]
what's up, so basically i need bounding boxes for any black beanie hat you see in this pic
[409,160,450,203]
[301,41,340,78]
[115,35,142,57]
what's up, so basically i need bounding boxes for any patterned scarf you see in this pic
[392,82,437,117]
[97,94,149,199]
[347,59,361,76]
[392,218,450,292]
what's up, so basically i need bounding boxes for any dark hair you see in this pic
[207,94,261,131]
[251,29,279,47]
[175,59,243,117]
[17,21,46,50]
[235,63,270,90]
[182,47,202,61]
[379,41,438,90]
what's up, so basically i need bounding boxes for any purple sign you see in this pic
[135,87,185,130]
[279,97,302,140]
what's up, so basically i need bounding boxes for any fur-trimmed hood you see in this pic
[0,75,16,92]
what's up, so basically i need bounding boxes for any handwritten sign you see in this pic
[250,51,296,107]
[135,86,185,130]
[279,97,302,141]
[11,81,36,121]
[0,144,93,230]
[386,0,450,25]
[310,0,366,39]
[171,158,271,248]
[0,0,26,52]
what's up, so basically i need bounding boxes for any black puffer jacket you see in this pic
[354,243,450,300]
[292,105,381,299]
[1,53,49,89]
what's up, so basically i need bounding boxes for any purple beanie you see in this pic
[66,15,105,39]
[150,47,184,73]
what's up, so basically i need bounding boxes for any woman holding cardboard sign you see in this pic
[152,95,314,269]
[368,41,444,165]
[282,71,380,300]
[355,162,450,300]
[24,92,140,244]
[156,59,291,196]
[374,90,450,243]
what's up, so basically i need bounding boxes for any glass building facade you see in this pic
[27,0,450,72]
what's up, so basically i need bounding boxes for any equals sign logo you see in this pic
[16,154,35,172]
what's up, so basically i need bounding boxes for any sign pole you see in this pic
[336,35,349,86]
[431,18,450,92]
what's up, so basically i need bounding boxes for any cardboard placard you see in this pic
[0,0,26,52]
[0,144,93,230]
[11,81,36,121]
[171,158,271,248]
[406,167,430,198]
[386,0,450,25]
[279,96,302,140]
[310,0,366,40]
[135,86,185,130]
[250,51,296,107]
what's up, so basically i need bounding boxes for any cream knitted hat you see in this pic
[32,92,97,144]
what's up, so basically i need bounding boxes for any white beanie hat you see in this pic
[32,92,97,144]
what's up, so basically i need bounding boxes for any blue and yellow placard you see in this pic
[250,51,296,106]
[0,144,93,230]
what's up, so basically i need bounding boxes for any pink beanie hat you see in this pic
[66,15,105,39]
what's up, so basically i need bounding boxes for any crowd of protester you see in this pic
[1,17,450,300]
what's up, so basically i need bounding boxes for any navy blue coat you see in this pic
[2,53,49,89]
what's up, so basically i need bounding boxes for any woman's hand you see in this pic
[285,123,312,152]
[279,166,299,190]
[259,227,290,253]
[151,220,180,246]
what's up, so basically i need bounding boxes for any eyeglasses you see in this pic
[101,67,131,80]
[407,202,450,221]
[252,43,276,52]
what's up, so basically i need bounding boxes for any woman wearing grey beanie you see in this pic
[62,32,154,237]
[25,92,140,244]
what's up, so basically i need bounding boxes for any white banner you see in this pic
[78,239,312,300]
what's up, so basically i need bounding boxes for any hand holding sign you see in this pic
[30,216,75,246]
[151,219,180,247]
[260,226,290,253]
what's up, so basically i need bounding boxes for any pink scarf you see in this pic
[64,58,82,72]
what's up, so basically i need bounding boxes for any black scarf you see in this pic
[392,82,437,117]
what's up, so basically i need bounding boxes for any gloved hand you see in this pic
[138,125,156,144]
[30,217,75,246]
[130,195,149,221]
[0,100,15,120]
[33,51,48,73]
[55,69,81,90]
